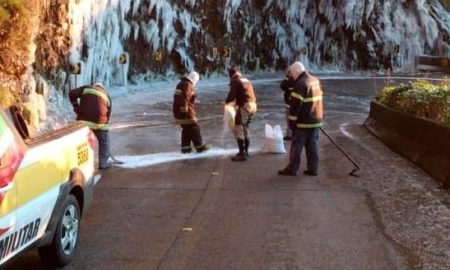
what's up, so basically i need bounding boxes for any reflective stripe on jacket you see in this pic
[173,77,197,125]
[288,72,323,129]
[69,85,111,130]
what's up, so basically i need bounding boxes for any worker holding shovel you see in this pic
[278,62,323,176]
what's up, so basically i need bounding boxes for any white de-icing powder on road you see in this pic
[115,147,259,168]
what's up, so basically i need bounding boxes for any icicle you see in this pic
[131,21,140,41]
[132,0,141,17]
[141,20,161,51]
[64,0,450,80]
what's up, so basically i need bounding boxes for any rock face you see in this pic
[2,0,450,131]
[7,0,450,88]
[61,0,450,87]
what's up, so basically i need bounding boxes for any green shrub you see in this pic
[377,80,450,125]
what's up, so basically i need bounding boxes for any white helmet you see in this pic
[93,82,105,89]
[186,71,200,87]
[288,61,306,81]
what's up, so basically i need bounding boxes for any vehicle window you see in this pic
[9,106,29,139]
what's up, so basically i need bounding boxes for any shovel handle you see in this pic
[319,127,360,170]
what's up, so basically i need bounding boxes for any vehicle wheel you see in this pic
[38,194,80,267]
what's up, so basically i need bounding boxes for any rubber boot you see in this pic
[196,144,211,153]
[244,138,249,158]
[231,139,247,161]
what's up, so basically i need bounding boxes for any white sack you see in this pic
[263,124,287,154]
[223,104,236,130]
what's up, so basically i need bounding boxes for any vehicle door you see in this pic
[0,114,25,264]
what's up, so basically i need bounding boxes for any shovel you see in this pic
[319,127,362,177]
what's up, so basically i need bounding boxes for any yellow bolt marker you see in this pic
[300,47,307,55]
[119,53,127,64]
[154,51,163,61]
[223,46,229,57]
[393,45,400,54]
[70,63,81,74]
[213,47,219,57]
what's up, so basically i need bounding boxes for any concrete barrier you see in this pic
[364,101,450,183]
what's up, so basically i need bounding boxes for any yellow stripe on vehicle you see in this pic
[82,88,111,107]
[15,153,64,208]
[17,128,94,208]
[0,184,17,224]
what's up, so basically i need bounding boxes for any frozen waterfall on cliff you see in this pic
[65,0,450,87]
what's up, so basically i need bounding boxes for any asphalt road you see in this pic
[5,74,449,270]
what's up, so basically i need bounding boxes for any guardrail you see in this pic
[415,55,450,72]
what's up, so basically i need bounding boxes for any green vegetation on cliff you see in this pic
[0,0,35,76]
[377,80,450,125]
[0,0,39,108]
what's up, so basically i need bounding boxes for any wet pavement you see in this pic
[5,73,450,270]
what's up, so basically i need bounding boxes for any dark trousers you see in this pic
[92,129,111,167]
[286,128,319,173]
[181,123,204,151]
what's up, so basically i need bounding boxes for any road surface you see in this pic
[5,73,450,270]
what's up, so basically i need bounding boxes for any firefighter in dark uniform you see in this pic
[69,83,112,169]
[278,62,323,176]
[280,72,294,140]
[225,67,257,161]
[173,71,210,153]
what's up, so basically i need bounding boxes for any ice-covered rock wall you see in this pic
[66,0,450,86]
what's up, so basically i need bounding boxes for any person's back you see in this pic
[173,77,197,124]
[279,61,323,176]
[225,67,257,161]
[172,71,210,153]
[69,83,112,169]
[292,71,323,129]
[225,71,256,107]
[70,83,111,127]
